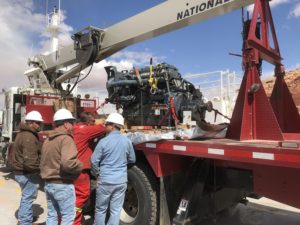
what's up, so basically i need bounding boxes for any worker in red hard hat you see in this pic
[73,112,106,225]
[11,110,44,225]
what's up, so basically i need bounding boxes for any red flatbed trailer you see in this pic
[126,2,300,223]
[136,136,300,211]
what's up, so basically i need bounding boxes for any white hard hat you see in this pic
[106,113,124,126]
[25,111,44,122]
[53,108,75,121]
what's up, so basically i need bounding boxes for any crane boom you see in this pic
[27,0,254,89]
[99,0,254,61]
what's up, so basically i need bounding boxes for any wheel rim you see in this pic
[121,183,139,223]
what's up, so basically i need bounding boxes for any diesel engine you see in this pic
[105,63,213,128]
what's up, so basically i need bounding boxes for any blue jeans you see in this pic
[15,173,39,225]
[94,183,127,225]
[44,182,76,225]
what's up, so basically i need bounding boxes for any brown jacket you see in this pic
[11,123,41,173]
[40,129,83,183]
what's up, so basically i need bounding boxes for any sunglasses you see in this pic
[64,120,75,125]
[28,121,42,126]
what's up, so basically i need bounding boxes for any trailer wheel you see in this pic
[120,164,158,225]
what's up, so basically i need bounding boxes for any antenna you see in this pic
[46,0,48,25]
[46,1,61,53]
[58,0,61,24]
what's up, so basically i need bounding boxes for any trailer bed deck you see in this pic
[135,135,300,169]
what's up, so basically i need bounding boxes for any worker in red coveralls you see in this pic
[73,112,106,225]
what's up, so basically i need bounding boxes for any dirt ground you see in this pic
[263,68,300,113]
[1,165,300,225]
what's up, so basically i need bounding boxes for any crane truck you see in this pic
[2,0,300,225]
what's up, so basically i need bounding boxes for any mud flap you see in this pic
[172,160,210,225]
[159,177,171,225]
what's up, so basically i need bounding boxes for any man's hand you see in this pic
[95,119,105,125]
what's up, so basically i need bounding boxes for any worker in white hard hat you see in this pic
[40,108,83,225]
[11,110,44,225]
[91,112,136,225]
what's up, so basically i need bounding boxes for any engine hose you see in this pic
[150,87,156,95]
[107,78,165,88]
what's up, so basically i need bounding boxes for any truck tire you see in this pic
[120,164,158,225]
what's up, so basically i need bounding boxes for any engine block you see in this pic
[105,63,212,128]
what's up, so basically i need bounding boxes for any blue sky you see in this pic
[0,0,299,101]
[37,0,300,78]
